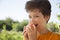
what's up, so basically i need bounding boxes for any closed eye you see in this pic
[35,16,39,17]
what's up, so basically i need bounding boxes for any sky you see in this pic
[0,0,60,24]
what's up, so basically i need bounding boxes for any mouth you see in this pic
[35,24,38,27]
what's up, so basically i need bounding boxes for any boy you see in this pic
[23,0,60,40]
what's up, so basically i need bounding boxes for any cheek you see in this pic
[37,19,44,25]
[38,18,46,24]
[37,19,46,29]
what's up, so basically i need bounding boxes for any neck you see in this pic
[37,28,49,35]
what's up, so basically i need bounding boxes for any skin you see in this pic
[23,9,50,40]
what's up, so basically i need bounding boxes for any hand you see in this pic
[23,26,29,40]
[26,23,37,40]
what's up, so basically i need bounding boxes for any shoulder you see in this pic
[50,32,60,40]
[37,31,60,40]
[51,32,60,37]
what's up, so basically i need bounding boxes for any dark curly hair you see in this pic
[25,0,51,16]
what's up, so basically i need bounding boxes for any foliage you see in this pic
[57,15,60,20]
[0,17,28,31]
[47,22,60,34]
[12,20,28,31]
[0,31,23,40]
[0,25,23,40]
[16,20,28,31]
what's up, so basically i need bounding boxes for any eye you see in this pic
[29,15,31,19]
[35,16,39,17]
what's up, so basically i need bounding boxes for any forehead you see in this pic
[28,9,42,16]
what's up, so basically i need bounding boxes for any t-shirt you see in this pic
[37,32,60,40]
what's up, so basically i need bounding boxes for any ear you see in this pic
[44,16,50,23]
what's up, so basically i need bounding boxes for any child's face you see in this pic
[28,9,48,32]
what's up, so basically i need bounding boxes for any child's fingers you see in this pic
[30,24,34,30]
[23,30,26,35]
[23,31,28,39]
[33,24,36,31]
[23,26,27,35]
[28,22,34,30]
[26,26,32,33]
[30,23,36,31]
[23,27,28,38]
[23,26,26,30]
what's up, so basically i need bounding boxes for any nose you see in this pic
[29,18,35,24]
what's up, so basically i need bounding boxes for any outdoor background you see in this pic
[0,0,60,40]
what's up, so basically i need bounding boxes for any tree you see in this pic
[5,17,13,24]
[16,20,28,31]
